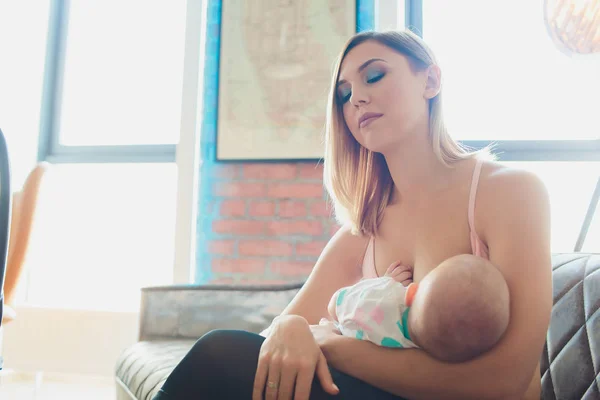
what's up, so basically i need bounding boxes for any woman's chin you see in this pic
[362,139,396,155]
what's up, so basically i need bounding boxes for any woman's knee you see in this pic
[188,329,264,362]
[187,329,238,360]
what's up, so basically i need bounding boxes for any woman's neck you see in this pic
[382,130,453,204]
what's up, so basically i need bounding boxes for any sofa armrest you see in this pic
[138,282,304,341]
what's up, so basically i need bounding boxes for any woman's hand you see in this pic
[384,261,413,286]
[253,315,340,400]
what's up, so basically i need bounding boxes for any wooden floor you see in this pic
[0,370,115,399]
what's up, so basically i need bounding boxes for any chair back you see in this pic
[0,128,12,332]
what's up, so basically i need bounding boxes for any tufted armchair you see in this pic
[0,128,12,371]
[541,253,599,398]
[115,253,599,400]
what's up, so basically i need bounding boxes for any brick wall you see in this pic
[194,0,373,284]
[200,162,339,284]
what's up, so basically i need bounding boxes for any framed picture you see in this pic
[216,0,357,161]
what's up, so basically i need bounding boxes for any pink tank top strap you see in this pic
[468,158,484,233]
[362,158,490,279]
[468,158,490,259]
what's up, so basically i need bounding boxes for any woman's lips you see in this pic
[359,114,383,128]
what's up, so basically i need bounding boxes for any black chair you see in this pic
[0,128,11,370]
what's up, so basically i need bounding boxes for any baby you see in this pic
[327,254,510,363]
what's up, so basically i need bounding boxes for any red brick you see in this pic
[309,201,332,217]
[270,261,315,276]
[296,241,328,256]
[207,240,236,255]
[213,219,265,235]
[209,277,236,285]
[298,163,324,180]
[213,182,267,197]
[239,240,293,256]
[249,201,276,217]
[212,258,266,274]
[242,164,297,180]
[266,220,323,236]
[268,183,324,199]
[213,164,239,179]
[278,200,307,218]
[220,200,246,217]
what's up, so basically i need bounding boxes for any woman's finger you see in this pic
[276,360,297,400]
[316,353,340,395]
[265,356,282,400]
[252,354,269,400]
[294,359,316,400]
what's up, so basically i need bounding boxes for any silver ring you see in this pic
[267,381,278,389]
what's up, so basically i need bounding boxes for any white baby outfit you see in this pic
[331,276,418,348]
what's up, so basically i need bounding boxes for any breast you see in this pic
[373,188,475,280]
[374,217,474,282]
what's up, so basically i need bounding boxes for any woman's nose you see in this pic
[350,88,369,107]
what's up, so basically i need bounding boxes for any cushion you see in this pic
[115,340,195,400]
[541,253,600,399]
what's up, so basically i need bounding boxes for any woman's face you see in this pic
[336,40,435,153]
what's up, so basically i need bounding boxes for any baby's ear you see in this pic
[405,283,419,306]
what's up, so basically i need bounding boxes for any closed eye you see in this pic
[338,88,351,104]
[338,71,385,104]
[366,71,384,84]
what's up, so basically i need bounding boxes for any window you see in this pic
[24,163,177,312]
[1,0,193,311]
[375,0,600,252]
[375,0,404,31]
[0,1,50,187]
[423,0,600,142]
[38,0,187,163]
[57,1,185,147]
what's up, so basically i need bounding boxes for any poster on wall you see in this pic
[217,0,356,161]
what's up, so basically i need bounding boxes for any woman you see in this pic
[154,30,552,400]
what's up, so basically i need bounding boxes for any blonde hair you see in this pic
[324,30,490,237]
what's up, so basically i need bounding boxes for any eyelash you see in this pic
[339,72,385,104]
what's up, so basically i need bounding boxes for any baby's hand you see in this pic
[384,261,413,287]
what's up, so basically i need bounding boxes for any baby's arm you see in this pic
[327,288,340,322]
[384,262,413,287]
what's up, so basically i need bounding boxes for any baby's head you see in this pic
[405,254,509,363]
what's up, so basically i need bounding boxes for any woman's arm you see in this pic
[322,169,553,400]
[260,224,368,338]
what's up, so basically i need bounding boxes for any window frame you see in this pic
[37,0,599,265]
[35,0,205,285]
[37,0,177,164]
[380,0,600,250]
[401,0,600,163]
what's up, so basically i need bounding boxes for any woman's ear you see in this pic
[423,65,441,100]
[405,282,419,306]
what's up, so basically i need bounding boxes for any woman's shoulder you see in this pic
[478,160,548,198]
[476,160,550,240]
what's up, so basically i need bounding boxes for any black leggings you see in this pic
[153,329,406,400]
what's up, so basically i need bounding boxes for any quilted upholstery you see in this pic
[116,340,196,400]
[116,283,302,400]
[138,283,302,341]
[116,254,600,400]
[541,253,600,400]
